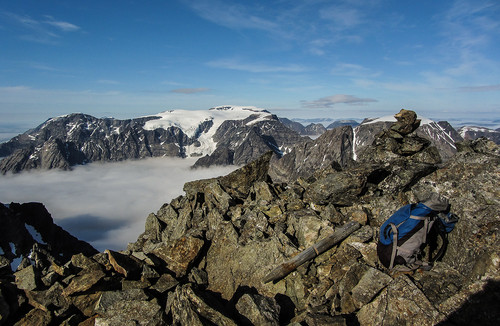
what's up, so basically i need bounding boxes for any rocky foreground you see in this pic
[1,111,499,325]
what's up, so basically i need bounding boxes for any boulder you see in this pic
[104,250,142,279]
[14,265,39,291]
[62,269,105,296]
[169,284,237,326]
[13,308,52,326]
[236,293,281,326]
[303,168,367,206]
[151,236,204,278]
[95,298,164,326]
[356,275,444,325]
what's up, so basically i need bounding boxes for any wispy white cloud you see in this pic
[43,15,80,32]
[1,11,80,43]
[458,84,500,92]
[331,63,381,78]
[301,94,377,108]
[0,85,31,92]
[170,88,211,94]
[207,58,307,73]
[438,0,500,77]
[97,79,120,85]
[29,62,59,71]
[319,5,363,30]
[182,0,280,34]
[0,158,238,251]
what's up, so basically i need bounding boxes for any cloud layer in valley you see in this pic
[0,157,238,251]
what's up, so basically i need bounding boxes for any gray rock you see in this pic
[2,111,499,326]
[94,289,149,314]
[95,298,164,326]
[104,250,142,279]
[303,168,367,206]
[357,275,444,326]
[151,236,204,278]
[205,221,290,300]
[151,274,178,293]
[14,265,39,291]
[70,253,102,272]
[409,137,500,281]
[236,293,280,326]
[170,284,237,326]
[305,313,347,326]
[350,267,392,308]
[25,282,70,313]
[13,308,52,326]
[62,269,105,296]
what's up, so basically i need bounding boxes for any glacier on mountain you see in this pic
[142,106,274,157]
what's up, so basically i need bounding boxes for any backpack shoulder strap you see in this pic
[389,223,398,270]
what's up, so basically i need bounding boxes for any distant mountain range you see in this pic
[0,106,304,174]
[0,106,498,174]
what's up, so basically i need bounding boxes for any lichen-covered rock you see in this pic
[410,137,500,281]
[356,275,444,326]
[205,221,290,300]
[151,236,204,278]
[169,284,237,326]
[350,267,392,308]
[14,265,39,291]
[62,269,105,296]
[303,168,367,206]
[151,273,178,293]
[13,308,52,326]
[104,250,142,279]
[236,293,281,326]
[95,298,164,326]
[25,282,69,313]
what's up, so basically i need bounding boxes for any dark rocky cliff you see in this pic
[0,113,190,174]
[1,110,499,325]
[192,118,305,168]
[0,109,304,175]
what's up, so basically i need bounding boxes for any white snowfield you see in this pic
[459,126,490,133]
[142,106,274,157]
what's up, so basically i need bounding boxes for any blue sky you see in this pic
[1,0,499,131]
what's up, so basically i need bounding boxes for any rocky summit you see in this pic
[0,110,499,325]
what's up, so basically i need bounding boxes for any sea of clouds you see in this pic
[0,157,237,252]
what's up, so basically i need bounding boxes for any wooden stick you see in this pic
[263,221,361,283]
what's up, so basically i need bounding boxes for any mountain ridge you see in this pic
[1,107,498,175]
[0,106,303,174]
[1,110,498,325]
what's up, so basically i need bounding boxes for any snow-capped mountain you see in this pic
[270,112,465,183]
[0,106,303,174]
[458,126,500,144]
[352,115,462,161]
[143,106,274,158]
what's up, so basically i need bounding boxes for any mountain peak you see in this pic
[209,105,270,113]
[143,106,274,139]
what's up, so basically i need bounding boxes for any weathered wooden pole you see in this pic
[263,220,361,283]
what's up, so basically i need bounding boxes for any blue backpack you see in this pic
[377,202,458,271]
